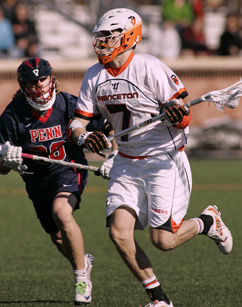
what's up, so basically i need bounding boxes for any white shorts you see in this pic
[106,150,192,232]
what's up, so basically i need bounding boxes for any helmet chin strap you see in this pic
[27,89,56,112]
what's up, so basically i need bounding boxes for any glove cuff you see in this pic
[107,150,118,159]
[173,111,191,129]
[77,132,91,146]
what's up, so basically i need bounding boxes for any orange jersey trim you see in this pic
[171,216,184,234]
[119,147,184,159]
[118,151,150,159]
[74,108,101,119]
[169,88,187,100]
[178,145,185,151]
[105,52,135,77]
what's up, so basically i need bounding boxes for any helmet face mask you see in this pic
[17,57,56,111]
[92,30,123,64]
[92,8,142,64]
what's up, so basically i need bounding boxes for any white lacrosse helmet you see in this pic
[92,8,142,64]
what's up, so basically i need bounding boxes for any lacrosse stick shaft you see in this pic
[21,153,99,172]
[108,78,242,142]
[107,97,203,142]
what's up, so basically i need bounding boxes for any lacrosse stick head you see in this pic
[202,80,242,111]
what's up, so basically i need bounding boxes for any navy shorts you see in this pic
[25,165,88,234]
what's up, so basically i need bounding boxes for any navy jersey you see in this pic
[0,92,105,182]
[0,91,109,233]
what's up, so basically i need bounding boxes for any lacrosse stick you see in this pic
[0,147,99,172]
[21,153,99,172]
[107,80,242,142]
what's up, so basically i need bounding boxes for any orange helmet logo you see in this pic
[130,16,136,25]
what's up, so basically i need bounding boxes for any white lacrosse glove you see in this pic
[97,150,118,179]
[0,141,28,174]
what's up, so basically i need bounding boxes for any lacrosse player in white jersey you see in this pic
[69,8,233,307]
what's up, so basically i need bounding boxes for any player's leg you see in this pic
[150,207,232,254]
[109,206,172,305]
[109,206,153,280]
[50,229,68,258]
[148,150,232,254]
[107,156,173,305]
[145,150,196,250]
[26,167,93,305]
[51,228,94,306]
[150,220,198,251]
[52,192,85,270]
[51,191,93,305]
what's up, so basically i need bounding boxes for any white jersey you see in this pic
[75,52,189,157]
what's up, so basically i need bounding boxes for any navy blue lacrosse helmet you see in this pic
[17,57,56,111]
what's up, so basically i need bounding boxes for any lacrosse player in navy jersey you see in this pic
[0,57,113,305]
[69,8,233,307]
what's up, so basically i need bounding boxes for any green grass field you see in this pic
[0,159,242,307]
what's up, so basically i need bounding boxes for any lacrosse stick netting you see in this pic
[186,79,242,111]
[108,80,242,142]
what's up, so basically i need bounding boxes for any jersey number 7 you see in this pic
[106,104,131,141]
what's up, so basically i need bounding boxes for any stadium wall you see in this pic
[1,57,242,127]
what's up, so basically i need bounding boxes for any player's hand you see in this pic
[161,99,190,126]
[77,131,111,156]
[0,141,28,174]
[96,150,118,179]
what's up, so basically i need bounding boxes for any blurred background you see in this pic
[0,0,242,158]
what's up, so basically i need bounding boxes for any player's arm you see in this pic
[101,120,118,151]
[161,98,191,129]
[95,120,118,179]
[69,117,89,144]
[67,117,111,155]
